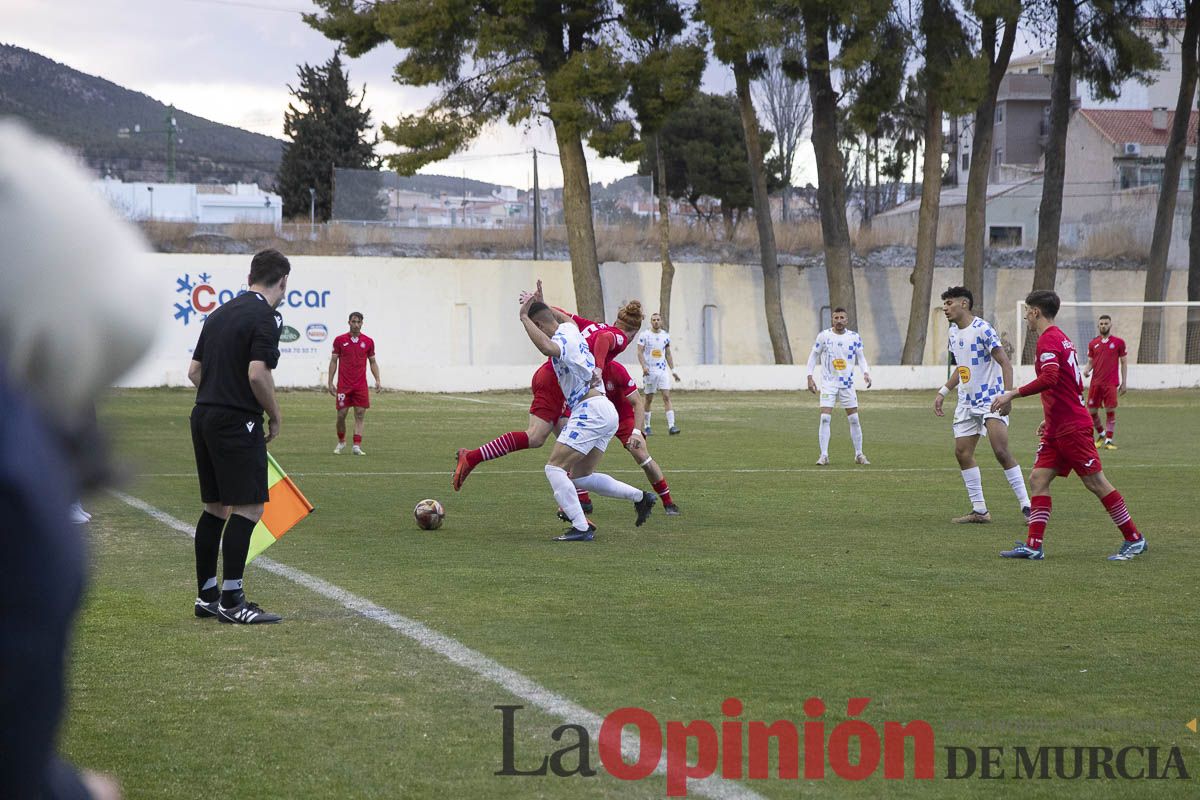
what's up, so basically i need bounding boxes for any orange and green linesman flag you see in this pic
[246,452,314,564]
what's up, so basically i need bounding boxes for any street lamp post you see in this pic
[309,187,316,232]
[147,185,154,220]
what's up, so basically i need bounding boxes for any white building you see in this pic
[94,179,282,225]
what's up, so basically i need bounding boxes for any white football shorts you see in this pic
[643,369,672,394]
[818,386,859,409]
[952,404,1008,439]
[557,395,619,454]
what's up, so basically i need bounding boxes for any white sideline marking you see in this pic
[444,395,529,408]
[134,463,1195,479]
[110,490,764,800]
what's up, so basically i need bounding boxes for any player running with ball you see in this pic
[989,290,1146,561]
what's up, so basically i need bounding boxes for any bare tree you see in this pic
[961,2,1020,319]
[1140,4,1199,362]
[753,47,812,222]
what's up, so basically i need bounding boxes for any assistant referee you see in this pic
[188,249,290,624]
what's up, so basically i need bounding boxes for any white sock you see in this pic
[818,413,831,457]
[646,411,653,427]
[961,466,986,513]
[666,410,676,428]
[1004,465,1030,509]
[848,413,863,455]
[572,471,643,502]
[546,465,588,530]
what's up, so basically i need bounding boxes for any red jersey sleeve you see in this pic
[591,331,614,371]
[1116,337,1127,357]
[569,312,595,330]
[366,335,375,358]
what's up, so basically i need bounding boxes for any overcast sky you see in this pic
[6,0,1050,191]
[5,0,752,190]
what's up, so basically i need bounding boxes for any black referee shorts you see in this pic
[190,405,268,506]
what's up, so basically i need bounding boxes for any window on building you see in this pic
[989,226,1023,247]
[1027,68,1038,74]
[962,153,970,172]
[1118,159,1172,190]
[994,148,1004,167]
[995,106,1004,124]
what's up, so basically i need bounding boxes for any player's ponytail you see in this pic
[616,300,644,331]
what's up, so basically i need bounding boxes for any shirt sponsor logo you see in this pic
[306,323,328,342]
[280,325,301,343]
[957,366,971,383]
[832,358,848,371]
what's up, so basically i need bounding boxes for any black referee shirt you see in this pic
[192,291,283,414]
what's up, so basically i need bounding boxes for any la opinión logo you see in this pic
[496,697,934,796]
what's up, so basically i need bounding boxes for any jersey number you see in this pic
[1066,349,1085,405]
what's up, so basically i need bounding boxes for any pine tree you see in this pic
[277,50,380,222]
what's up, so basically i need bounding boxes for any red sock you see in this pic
[1105,411,1116,440]
[353,434,362,445]
[1092,415,1104,436]
[652,479,673,506]
[1026,495,1051,549]
[577,490,592,505]
[467,431,530,468]
[1101,490,1141,541]
[338,432,345,443]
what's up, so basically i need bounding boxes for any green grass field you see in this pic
[65,388,1200,798]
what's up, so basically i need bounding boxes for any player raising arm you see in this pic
[520,294,656,541]
[988,290,1146,561]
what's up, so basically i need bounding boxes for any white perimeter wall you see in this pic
[119,254,1200,391]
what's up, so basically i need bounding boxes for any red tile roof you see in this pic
[1079,108,1199,147]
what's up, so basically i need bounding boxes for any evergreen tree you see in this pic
[278,50,380,222]
[639,92,781,235]
[305,0,633,320]
[623,0,707,329]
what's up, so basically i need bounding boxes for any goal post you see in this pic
[1014,300,1200,366]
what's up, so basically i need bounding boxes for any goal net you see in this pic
[1014,301,1200,365]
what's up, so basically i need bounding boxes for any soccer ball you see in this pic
[413,498,445,530]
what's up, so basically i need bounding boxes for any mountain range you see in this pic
[0,44,638,197]
[0,43,284,186]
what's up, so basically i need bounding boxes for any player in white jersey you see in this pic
[636,313,681,435]
[932,287,1030,524]
[520,296,656,541]
[805,308,871,465]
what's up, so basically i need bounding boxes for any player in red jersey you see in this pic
[328,312,380,455]
[560,299,645,371]
[1082,314,1127,450]
[989,291,1146,561]
[451,359,577,493]
[451,284,645,493]
[556,359,681,517]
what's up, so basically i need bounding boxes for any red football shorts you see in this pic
[529,363,565,424]
[336,387,370,410]
[1034,427,1103,477]
[1087,383,1118,410]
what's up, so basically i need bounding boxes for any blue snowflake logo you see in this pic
[173,273,212,326]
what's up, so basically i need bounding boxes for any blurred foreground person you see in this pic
[0,121,159,799]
